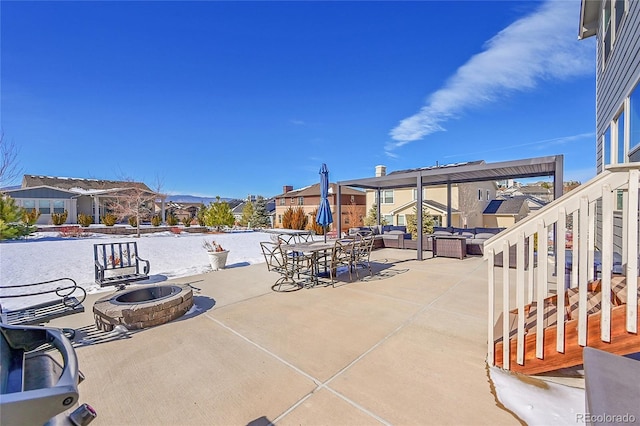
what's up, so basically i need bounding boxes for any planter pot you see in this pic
[207,250,229,271]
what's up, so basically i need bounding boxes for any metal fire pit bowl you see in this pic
[93,284,193,331]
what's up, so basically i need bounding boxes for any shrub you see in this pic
[167,214,179,226]
[78,213,93,227]
[128,216,137,227]
[151,215,162,226]
[51,210,68,225]
[58,226,90,238]
[309,208,324,235]
[22,208,41,225]
[101,213,118,226]
[181,216,192,227]
[170,226,181,235]
[282,206,308,230]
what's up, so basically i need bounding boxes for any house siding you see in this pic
[596,0,640,172]
[592,0,640,252]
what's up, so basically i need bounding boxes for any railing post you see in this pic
[502,241,511,370]
[579,196,589,347]
[516,232,526,365]
[627,169,639,333]
[557,208,566,353]
[601,184,613,342]
[536,221,547,359]
[487,248,495,367]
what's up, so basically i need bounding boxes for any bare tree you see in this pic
[0,132,22,189]
[457,183,483,228]
[106,176,165,238]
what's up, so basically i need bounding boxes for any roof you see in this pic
[23,175,152,192]
[579,0,599,39]
[276,183,364,198]
[483,198,527,215]
[389,199,459,215]
[337,156,563,194]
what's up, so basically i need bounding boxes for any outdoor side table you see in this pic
[432,235,467,260]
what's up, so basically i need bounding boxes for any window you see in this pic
[297,197,304,206]
[603,126,612,166]
[279,198,285,206]
[478,189,482,201]
[290,198,294,204]
[630,83,640,160]
[614,0,625,32]
[603,0,612,63]
[412,188,417,200]
[53,200,65,214]
[39,200,50,214]
[23,200,35,210]
[380,190,394,204]
[486,190,490,201]
[278,214,282,224]
[397,215,405,226]
[615,110,626,163]
[383,214,393,224]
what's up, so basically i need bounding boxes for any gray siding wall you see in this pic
[595,0,640,172]
[8,187,75,199]
[593,1,640,254]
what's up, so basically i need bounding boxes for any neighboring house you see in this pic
[368,165,497,229]
[482,197,530,228]
[5,175,166,225]
[580,0,640,251]
[274,184,366,231]
[388,199,458,228]
[166,202,201,222]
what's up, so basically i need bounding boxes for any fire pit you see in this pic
[93,284,193,331]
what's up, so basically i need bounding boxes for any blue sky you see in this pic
[2,0,596,199]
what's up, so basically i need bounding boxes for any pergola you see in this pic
[336,155,564,260]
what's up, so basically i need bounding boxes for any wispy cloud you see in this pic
[387,0,593,154]
[290,119,306,126]
[442,132,595,158]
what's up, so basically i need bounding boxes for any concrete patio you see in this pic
[49,248,520,425]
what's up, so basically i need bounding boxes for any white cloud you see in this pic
[387,0,594,152]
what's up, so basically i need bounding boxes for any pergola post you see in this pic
[93,196,100,224]
[447,183,452,227]
[417,174,423,261]
[376,189,382,226]
[337,185,342,237]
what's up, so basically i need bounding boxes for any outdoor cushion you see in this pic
[459,231,475,239]
[433,230,453,236]
[566,288,602,320]
[475,232,498,240]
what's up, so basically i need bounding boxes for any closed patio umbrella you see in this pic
[316,163,333,242]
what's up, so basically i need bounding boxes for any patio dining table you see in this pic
[280,240,338,287]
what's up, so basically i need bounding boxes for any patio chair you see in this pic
[260,242,304,292]
[352,235,375,279]
[276,234,314,280]
[328,239,356,285]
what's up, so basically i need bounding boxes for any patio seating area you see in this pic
[46,247,519,425]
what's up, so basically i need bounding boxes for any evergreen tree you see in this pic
[406,204,435,239]
[0,196,34,240]
[240,201,254,227]
[363,203,387,226]
[203,196,235,230]
[250,195,271,228]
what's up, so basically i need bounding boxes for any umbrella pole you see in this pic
[324,226,327,243]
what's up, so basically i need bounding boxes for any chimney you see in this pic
[283,185,293,194]
[375,165,386,177]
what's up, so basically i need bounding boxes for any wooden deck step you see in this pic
[493,277,640,375]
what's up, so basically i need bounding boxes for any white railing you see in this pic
[486,163,640,370]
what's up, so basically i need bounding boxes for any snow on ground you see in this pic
[490,367,585,425]
[0,229,586,423]
[0,230,273,309]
